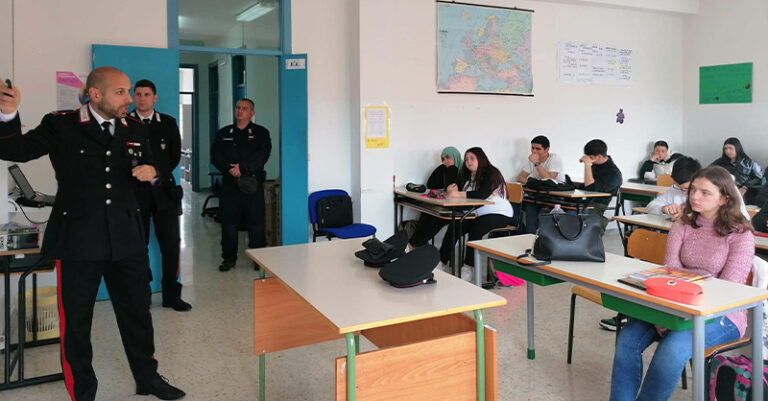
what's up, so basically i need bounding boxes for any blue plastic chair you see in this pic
[308,189,376,242]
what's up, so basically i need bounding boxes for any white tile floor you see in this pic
[2,188,698,401]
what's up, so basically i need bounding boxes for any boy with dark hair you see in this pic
[516,135,565,233]
[579,139,622,233]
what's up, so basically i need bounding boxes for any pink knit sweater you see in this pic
[664,216,755,337]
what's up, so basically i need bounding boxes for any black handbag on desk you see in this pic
[533,214,605,262]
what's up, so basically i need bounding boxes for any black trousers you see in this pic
[408,214,448,248]
[439,214,513,266]
[141,206,182,302]
[57,253,158,401]
[220,187,266,262]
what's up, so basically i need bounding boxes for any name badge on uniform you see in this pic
[222,137,234,141]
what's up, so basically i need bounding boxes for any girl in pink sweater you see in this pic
[610,166,754,401]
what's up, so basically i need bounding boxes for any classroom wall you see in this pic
[180,52,212,190]
[0,0,12,223]
[5,0,167,195]
[682,0,768,168]
[295,0,686,238]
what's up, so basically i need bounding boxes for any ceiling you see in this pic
[178,0,280,46]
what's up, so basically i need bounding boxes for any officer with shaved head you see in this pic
[0,67,185,401]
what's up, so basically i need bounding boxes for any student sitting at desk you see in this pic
[646,156,701,220]
[638,140,673,180]
[610,166,754,401]
[407,146,462,251]
[515,135,564,234]
[753,207,768,233]
[434,147,513,278]
[579,139,622,233]
[710,137,764,204]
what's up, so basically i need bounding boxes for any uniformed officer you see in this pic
[130,79,191,312]
[211,98,272,271]
[0,68,185,401]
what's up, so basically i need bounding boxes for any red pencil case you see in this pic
[644,277,703,305]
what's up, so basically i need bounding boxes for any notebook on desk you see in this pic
[619,266,710,291]
[8,164,56,207]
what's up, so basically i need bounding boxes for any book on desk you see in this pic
[619,266,710,290]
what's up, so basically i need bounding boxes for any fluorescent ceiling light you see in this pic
[236,2,276,22]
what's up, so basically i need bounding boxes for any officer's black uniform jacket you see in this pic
[0,105,155,261]
[210,122,271,224]
[129,110,182,213]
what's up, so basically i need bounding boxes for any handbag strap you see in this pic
[515,248,551,267]
[552,214,587,241]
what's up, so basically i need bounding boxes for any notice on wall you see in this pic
[364,106,390,149]
[558,41,632,86]
[56,71,89,110]
[699,62,752,104]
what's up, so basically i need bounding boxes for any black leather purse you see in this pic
[532,214,605,263]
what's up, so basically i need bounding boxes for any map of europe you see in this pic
[437,3,532,95]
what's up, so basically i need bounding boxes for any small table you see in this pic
[468,234,768,401]
[1,248,62,391]
[393,187,491,275]
[247,240,506,401]
[523,188,611,213]
[616,181,670,216]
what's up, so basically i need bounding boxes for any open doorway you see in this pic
[180,52,282,246]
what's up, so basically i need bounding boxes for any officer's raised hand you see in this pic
[0,79,21,115]
[228,163,241,178]
[132,164,158,182]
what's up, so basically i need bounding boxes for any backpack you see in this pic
[710,354,768,401]
[316,195,353,229]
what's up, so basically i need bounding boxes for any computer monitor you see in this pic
[8,164,37,200]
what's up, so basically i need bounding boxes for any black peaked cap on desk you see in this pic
[379,245,438,288]
[354,231,409,267]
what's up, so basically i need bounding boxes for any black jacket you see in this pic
[0,106,154,261]
[425,165,458,190]
[129,110,182,213]
[581,156,623,205]
[711,157,764,188]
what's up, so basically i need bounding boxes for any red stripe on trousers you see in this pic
[56,260,76,401]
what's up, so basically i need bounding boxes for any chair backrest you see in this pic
[506,182,524,203]
[626,228,667,265]
[656,174,674,187]
[308,189,349,225]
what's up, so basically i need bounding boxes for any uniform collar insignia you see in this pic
[129,111,137,118]
[120,118,128,127]
[229,127,233,134]
[79,104,90,123]
[248,127,252,134]
[155,112,161,123]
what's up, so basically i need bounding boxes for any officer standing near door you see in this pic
[130,79,191,312]
[0,68,185,401]
[211,98,271,271]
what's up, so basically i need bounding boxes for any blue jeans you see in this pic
[523,202,549,234]
[609,317,740,401]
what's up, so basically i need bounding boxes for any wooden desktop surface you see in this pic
[468,235,768,317]
[246,239,506,334]
[620,181,671,195]
[394,187,492,207]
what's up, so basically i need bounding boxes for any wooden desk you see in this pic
[523,188,611,213]
[1,248,62,391]
[613,214,768,251]
[393,187,492,275]
[468,234,768,401]
[616,181,670,216]
[247,240,506,401]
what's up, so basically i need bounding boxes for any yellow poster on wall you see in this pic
[364,106,390,149]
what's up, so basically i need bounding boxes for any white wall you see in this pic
[8,0,167,195]
[682,0,768,167]
[246,56,281,180]
[296,0,686,238]
[0,0,12,224]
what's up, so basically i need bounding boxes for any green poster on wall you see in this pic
[699,62,752,104]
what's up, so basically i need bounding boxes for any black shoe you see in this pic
[162,298,192,312]
[599,316,628,331]
[136,374,185,400]
[218,260,235,271]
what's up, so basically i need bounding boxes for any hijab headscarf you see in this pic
[441,146,463,171]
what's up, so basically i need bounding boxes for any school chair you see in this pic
[567,228,667,364]
[657,174,674,187]
[308,189,376,242]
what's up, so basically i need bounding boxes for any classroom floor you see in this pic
[3,187,699,401]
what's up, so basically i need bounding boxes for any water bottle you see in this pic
[550,204,566,215]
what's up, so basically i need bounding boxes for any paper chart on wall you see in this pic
[558,41,632,86]
[364,106,390,149]
[56,71,89,110]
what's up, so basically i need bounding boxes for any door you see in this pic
[92,44,179,299]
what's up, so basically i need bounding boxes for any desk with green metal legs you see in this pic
[468,234,768,401]
[247,239,506,401]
